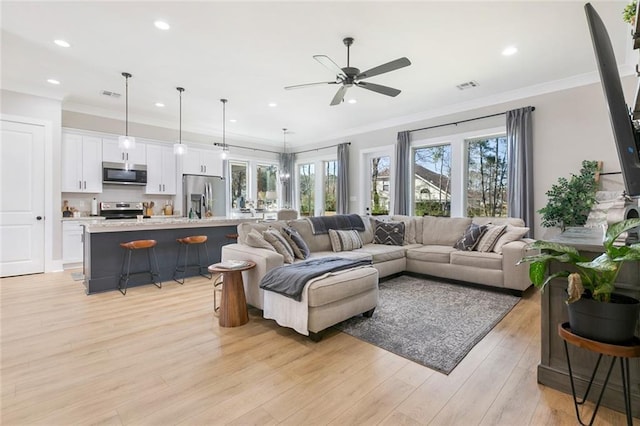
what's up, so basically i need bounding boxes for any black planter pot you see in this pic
[567,293,640,344]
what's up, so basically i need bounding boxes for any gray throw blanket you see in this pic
[259,257,372,301]
[307,214,365,235]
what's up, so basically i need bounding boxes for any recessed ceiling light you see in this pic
[47,79,60,85]
[155,102,165,107]
[54,39,70,48]
[268,102,277,107]
[154,20,170,30]
[502,46,518,56]
[347,99,357,104]
[229,119,237,123]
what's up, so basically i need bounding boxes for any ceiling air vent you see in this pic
[100,90,121,98]
[456,81,479,90]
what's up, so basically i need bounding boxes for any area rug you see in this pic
[333,275,520,374]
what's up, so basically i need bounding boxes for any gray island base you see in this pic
[82,218,255,294]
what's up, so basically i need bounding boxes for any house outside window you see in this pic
[323,160,337,215]
[298,163,315,217]
[230,161,248,209]
[370,156,390,215]
[466,136,508,217]
[413,145,451,217]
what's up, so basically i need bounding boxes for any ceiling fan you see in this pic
[285,37,411,106]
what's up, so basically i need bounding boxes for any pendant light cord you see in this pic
[177,87,184,144]
[122,72,132,137]
[221,99,227,150]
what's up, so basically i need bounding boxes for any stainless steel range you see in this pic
[99,201,144,220]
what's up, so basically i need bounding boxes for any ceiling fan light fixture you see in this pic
[118,72,136,150]
[173,87,187,156]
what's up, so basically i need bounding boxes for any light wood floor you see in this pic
[1,271,636,425]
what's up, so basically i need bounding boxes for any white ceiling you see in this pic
[0,1,633,148]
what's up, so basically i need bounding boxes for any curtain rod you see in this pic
[293,141,351,155]
[213,142,280,155]
[408,106,535,134]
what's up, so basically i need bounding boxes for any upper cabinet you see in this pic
[61,133,103,193]
[102,138,146,164]
[145,144,177,195]
[183,147,222,176]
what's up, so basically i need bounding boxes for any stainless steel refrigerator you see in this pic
[183,174,226,218]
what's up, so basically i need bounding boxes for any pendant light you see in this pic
[279,128,290,184]
[220,98,229,159]
[117,72,136,150]
[173,87,187,155]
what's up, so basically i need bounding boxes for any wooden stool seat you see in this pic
[120,239,157,250]
[173,235,211,284]
[177,235,208,245]
[118,239,161,295]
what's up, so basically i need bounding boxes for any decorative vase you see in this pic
[567,293,640,343]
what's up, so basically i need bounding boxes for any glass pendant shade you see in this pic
[173,143,187,155]
[280,128,289,183]
[220,146,229,159]
[119,72,136,150]
[118,135,136,150]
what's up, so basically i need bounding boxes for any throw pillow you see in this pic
[374,220,405,246]
[282,226,311,259]
[263,228,295,263]
[492,225,530,254]
[328,229,363,252]
[474,224,507,252]
[246,229,276,252]
[453,223,487,251]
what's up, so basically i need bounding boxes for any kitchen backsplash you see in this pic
[62,186,178,216]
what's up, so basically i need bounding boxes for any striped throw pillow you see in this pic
[263,229,295,263]
[328,229,363,252]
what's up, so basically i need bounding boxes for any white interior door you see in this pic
[1,119,45,277]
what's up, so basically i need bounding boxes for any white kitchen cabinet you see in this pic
[102,138,146,164]
[62,221,84,266]
[183,147,222,176]
[61,133,103,193]
[145,144,177,195]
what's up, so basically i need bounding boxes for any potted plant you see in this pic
[519,218,640,343]
[623,0,637,25]
[538,160,599,231]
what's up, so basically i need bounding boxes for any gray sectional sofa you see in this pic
[221,215,534,316]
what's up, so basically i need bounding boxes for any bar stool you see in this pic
[173,235,212,284]
[118,239,162,295]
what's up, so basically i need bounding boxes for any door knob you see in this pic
[36,216,43,220]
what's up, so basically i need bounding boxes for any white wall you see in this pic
[314,77,635,238]
[1,90,62,264]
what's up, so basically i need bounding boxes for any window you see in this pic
[323,160,337,215]
[370,156,390,215]
[413,145,451,217]
[256,164,278,210]
[230,161,248,209]
[466,136,508,217]
[298,163,315,217]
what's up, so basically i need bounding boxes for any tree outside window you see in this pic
[323,160,337,215]
[256,164,278,210]
[370,156,390,215]
[299,163,315,216]
[466,136,508,217]
[413,145,451,216]
[230,161,247,209]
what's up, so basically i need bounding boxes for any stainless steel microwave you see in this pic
[102,162,147,185]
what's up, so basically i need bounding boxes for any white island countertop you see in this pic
[83,216,260,233]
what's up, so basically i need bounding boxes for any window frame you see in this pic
[360,145,394,216]
[294,152,337,216]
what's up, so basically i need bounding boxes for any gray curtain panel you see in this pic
[279,152,296,208]
[394,131,411,215]
[506,106,534,237]
[336,143,349,214]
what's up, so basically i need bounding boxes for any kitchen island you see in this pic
[82,217,258,294]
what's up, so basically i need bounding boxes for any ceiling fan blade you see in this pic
[356,57,411,80]
[356,81,401,97]
[284,81,338,90]
[314,55,347,79]
[330,85,348,106]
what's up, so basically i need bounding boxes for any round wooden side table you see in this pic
[208,261,255,327]
[558,322,640,426]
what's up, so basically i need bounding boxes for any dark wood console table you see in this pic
[538,227,640,416]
